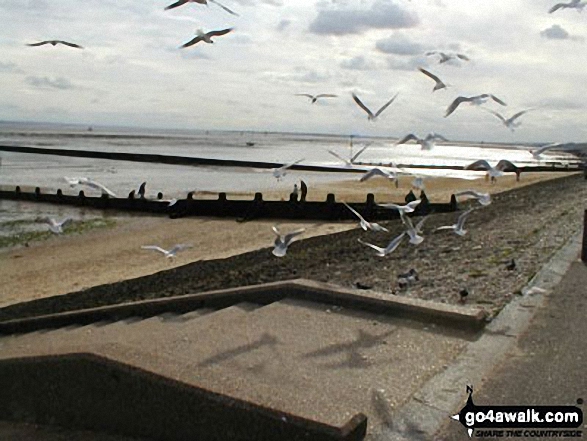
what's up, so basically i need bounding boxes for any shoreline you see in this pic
[0,172,583,319]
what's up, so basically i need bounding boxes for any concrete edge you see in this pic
[0,351,368,441]
[0,279,487,335]
[370,230,583,441]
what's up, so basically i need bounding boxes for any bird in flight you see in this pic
[418,68,448,92]
[295,94,338,104]
[437,208,476,236]
[64,177,116,197]
[271,158,304,181]
[359,167,400,188]
[425,51,470,64]
[38,217,72,234]
[352,92,399,121]
[328,143,370,167]
[529,142,565,160]
[141,244,193,258]
[27,40,83,49]
[465,159,520,182]
[358,232,406,257]
[482,108,533,132]
[396,133,448,151]
[445,94,507,117]
[549,0,586,13]
[165,0,239,15]
[454,190,491,206]
[343,202,388,232]
[272,226,305,257]
[180,28,233,48]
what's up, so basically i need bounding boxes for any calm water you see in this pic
[0,121,579,227]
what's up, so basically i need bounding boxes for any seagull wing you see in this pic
[396,134,419,145]
[425,51,439,56]
[455,190,480,198]
[495,159,518,172]
[456,208,475,231]
[509,109,532,123]
[549,3,565,12]
[374,93,399,118]
[141,246,168,255]
[482,108,507,123]
[428,132,448,142]
[58,218,73,228]
[351,144,370,162]
[327,149,350,165]
[280,158,304,170]
[181,36,204,48]
[315,94,338,99]
[489,95,507,106]
[456,53,470,61]
[465,159,492,171]
[271,226,282,237]
[360,168,387,182]
[352,93,374,118]
[165,0,190,10]
[209,0,239,16]
[295,94,314,99]
[283,228,306,244]
[533,142,563,156]
[59,41,83,49]
[86,179,116,196]
[358,239,386,255]
[406,199,422,210]
[445,96,469,117]
[207,28,233,38]
[27,41,51,46]
[343,202,365,222]
[419,68,444,87]
[383,232,406,254]
[169,244,192,254]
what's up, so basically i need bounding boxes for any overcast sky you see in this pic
[0,0,585,142]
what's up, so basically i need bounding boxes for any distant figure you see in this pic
[459,288,469,304]
[300,180,308,202]
[292,184,299,201]
[405,190,417,204]
[138,181,147,199]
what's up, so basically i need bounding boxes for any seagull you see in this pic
[165,0,239,15]
[64,177,117,197]
[400,212,427,245]
[328,143,370,167]
[411,175,426,190]
[378,199,422,215]
[358,232,406,257]
[39,217,72,234]
[272,158,304,181]
[458,288,469,304]
[180,28,233,48]
[141,244,193,258]
[138,182,147,198]
[482,108,533,131]
[436,208,476,236]
[343,202,389,232]
[529,142,564,160]
[27,40,84,49]
[549,0,586,13]
[454,190,491,206]
[295,94,338,104]
[272,226,305,257]
[418,68,448,92]
[445,94,507,118]
[352,92,399,121]
[464,159,519,182]
[425,51,470,64]
[359,167,399,187]
[398,268,419,289]
[396,133,448,151]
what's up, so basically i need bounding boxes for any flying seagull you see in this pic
[272,226,305,257]
[425,51,470,64]
[358,232,406,257]
[272,158,304,180]
[352,92,399,121]
[359,167,400,188]
[482,108,533,131]
[454,190,491,206]
[328,143,370,167]
[343,202,388,232]
[27,40,83,49]
[400,212,427,245]
[295,94,338,104]
[445,94,507,118]
[180,28,233,48]
[549,0,586,13]
[165,0,239,15]
[39,217,72,234]
[141,244,193,258]
[465,159,520,182]
[436,207,476,236]
[418,68,448,92]
[64,177,117,197]
[396,133,448,151]
[378,199,422,215]
[529,142,564,160]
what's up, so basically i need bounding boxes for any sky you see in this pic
[0,0,586,143]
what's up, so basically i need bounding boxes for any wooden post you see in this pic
[582,209,587,263]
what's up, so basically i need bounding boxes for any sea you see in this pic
[0,121,579,234]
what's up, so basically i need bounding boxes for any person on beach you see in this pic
[292,184,299,201]
[300,180,308,202]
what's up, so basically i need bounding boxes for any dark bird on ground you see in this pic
[180,28,233,48]
[505,259,516,271]
[27,40,83,49]
[459,288,469,304]
[398,268,419,289]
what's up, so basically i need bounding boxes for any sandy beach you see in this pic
[0,171,579,313]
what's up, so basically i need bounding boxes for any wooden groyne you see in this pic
[0,186,457,221]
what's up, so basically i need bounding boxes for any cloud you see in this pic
[386,55,427,71]
[541,24,570,40]
[276,19,291,32]
[309,0,419,35]
[375,35,424,55]
[25,76,74,90]
[261,68,331,84]
[233,0,283,5]
[340,55,378,71]
[0,61,23,74]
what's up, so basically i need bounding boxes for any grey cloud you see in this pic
[0,61,23,73]
[276,19,291,32]
[309,0,418,35]
[386,55,427,71]
[376,35,424,55]
[25,76,74,90]
[340,55,377,71]
[541,25,569,40]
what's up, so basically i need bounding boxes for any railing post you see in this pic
[582,209,587,263]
